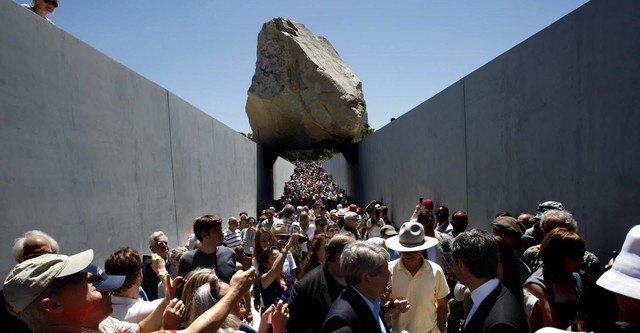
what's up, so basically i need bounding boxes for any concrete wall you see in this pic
[0,0,293,277]
[324,0,640,260]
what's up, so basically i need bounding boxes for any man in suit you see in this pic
[287,234,355,333]
[322,242,391,333]
[452,229,528,333]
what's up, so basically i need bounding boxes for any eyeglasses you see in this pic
[328,228,340,233]
[43,0,59,8]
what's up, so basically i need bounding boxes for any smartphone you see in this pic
[298,235,309,243]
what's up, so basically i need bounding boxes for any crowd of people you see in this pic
[276,161,351,212]
[2,162,639,333]
[9,3,639,333]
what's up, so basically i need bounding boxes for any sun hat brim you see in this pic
[385,235,438,252]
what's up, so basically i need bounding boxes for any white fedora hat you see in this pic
[385,222,438,252]
[596,225,640,300]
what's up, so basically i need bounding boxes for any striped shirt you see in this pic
[223,229,242,249]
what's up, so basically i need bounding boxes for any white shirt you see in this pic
[465,278,500,328]
[110,295,163,323]
[81,316,139,333]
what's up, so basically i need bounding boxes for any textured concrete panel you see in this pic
[350,81,467,228]
[324,0,640,259]
[464,0,640,255]
[168,94,261,241]
[0,1,176,271]
[0,1,282,277]
[273,157,295,199]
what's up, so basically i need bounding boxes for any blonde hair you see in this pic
[299,212,310,233]
[181,268,217,326]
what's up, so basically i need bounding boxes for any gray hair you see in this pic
[148,231,166,248]
[341,242,389,286]
[541,210,577,233]
[12,230,59,263]
[189,283,240,332]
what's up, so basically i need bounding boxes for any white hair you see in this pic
[148,231,166,248]
[12,230,59,262]
[541,210,578,232]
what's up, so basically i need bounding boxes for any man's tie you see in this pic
[463,298,474,328]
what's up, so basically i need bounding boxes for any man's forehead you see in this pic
[24,237,53,251]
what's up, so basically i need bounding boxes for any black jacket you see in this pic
[462,283,529,333]
[322,286,390,333]
[287,263,345,333]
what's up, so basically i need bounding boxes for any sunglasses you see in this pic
[43,0,59,8]
[328,228,340,233]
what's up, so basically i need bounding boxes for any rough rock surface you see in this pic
[246,17,366,148]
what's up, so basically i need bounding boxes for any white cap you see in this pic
[4,249,94,315]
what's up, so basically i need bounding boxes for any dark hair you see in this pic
[417,211,435,223]
[254,228,277,261]
[494,236,524,308]
[326,233,355,262]
[299,234,327,279]
[258,246,279,275]
[193,215,222,242]
[540,228,585,272]
[452,229,498,279]
[104,247,141,293]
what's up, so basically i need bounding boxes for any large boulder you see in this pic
[246,18,366,148]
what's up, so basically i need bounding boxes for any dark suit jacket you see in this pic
[321,286,390,333]
[463,283,529,333]
[287,263,345,333]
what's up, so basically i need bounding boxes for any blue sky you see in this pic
[52,0,589,134]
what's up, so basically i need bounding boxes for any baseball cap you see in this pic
[491,216,526,235]
[4,249,94,315]
[83,264,125,292]
[421,199,434,210]
[348,204,358,212]
[534,201,564,219]
[380,225,398,237]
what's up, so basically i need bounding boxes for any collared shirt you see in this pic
[223,228,242,249]
[352,287,387,333]
[389,258,449,333]
[435,220,453,233]
[465,278,500,328]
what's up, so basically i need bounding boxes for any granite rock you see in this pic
[246,17,366,148]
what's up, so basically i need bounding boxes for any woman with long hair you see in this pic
[180,268,217,328]
[253,228,297,311]
[257,234,298,313]
[298,233,328,280]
